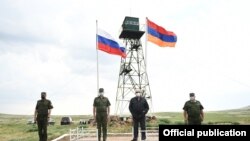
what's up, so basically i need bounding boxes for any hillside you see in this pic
[212,105,250,114]
[241,105,250,110]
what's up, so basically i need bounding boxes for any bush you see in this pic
[173,121,185,125]
[158,118,171,125]
[207,121,214,125]
[232,122,240,125]
[78,124,88,128]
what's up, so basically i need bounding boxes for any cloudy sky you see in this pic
[0,0,249,115]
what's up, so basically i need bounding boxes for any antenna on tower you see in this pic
[115,16,153,116]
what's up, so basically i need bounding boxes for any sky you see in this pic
[0,0,250,115]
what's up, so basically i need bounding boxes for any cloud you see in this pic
[0,0,250,115]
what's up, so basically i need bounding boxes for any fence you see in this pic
[69,127,158,141]
[70,127,97,141]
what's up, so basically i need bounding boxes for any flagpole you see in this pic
[145,17,148,69]
[96,20,99,96]
[145,17,154,116]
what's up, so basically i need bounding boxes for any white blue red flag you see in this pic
[97,29,126,58]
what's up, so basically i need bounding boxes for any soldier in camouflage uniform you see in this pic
[183,93,204,125]
[34,92,53,141]
[93,88,111,141]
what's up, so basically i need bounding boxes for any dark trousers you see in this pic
[96,112,108,141]
[133,116,146,140]
[188,120,201,125]
[37,116,48,141]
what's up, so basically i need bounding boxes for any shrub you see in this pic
[232,122,240,125]
[173,121,185,125]
[158,118,171,125]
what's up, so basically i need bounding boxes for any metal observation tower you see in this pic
[115,16,152,116]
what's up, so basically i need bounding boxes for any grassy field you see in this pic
[0,115,92,141]
[0,106,250,141]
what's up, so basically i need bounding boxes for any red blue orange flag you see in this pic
[147,18,177,47]
[97,29,126,58]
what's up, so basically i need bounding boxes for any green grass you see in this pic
[0,115,92,141]
[153,107,250,125]
[0,107,250,141]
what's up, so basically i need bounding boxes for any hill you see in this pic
[211,105,250,114]
[241,105,250,110]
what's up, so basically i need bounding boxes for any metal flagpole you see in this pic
[145,17,154,115]
[145,17,148,69]
[96,20,99,96]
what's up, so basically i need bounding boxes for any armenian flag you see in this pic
[147,18,177,47]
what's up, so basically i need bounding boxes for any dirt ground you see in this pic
[55,135,158,141]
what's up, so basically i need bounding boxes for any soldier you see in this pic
[93,88,111,141]
[129,89,149,141]
[34,92,53,141]
[183,93,204,125]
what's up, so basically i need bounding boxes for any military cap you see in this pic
[41,92,46,95]
[99,88,104,93]
[189,93,195,97]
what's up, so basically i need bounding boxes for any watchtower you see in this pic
[115,16,152,116]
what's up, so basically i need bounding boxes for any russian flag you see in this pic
[147,18,177,47]
[97,29,126,58]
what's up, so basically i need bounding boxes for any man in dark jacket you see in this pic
[34,92,53,141]
[129,89,149,141]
